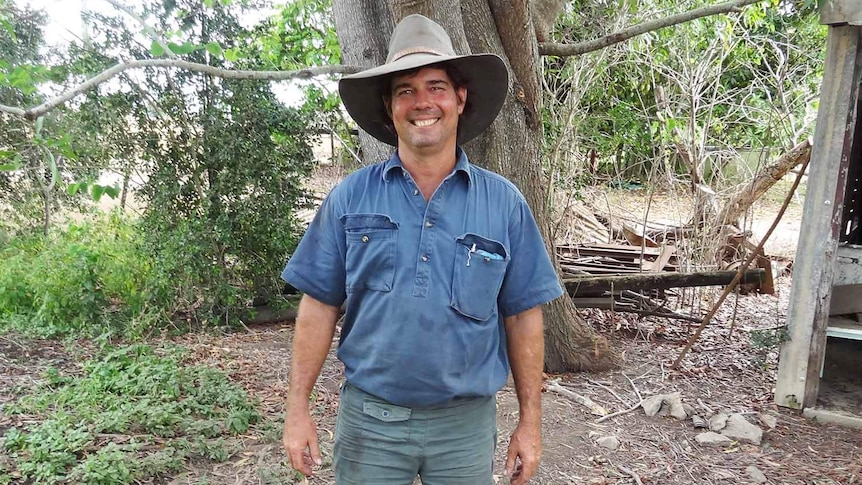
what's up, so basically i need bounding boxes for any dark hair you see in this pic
[380,62,466,98]
[379,62,470,129]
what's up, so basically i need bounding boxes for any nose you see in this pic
[412,90,432,110]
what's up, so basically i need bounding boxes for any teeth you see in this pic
[414,119,438,127]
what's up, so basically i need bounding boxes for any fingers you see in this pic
[504,445,518,477]
[513,456,538,485]
[309,434,323,467]
[282,414,321,477]
[288,447,313,476]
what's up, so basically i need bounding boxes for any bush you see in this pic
[2,344,260,484]
[0,213,161,338]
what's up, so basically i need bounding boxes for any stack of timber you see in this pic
[558,242,678,276]
[557,241,767,322]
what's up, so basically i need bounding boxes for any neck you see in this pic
[397,145,458,200]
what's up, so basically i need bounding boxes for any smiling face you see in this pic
[386,66,467,156]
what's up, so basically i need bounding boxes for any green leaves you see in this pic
[3,344,261,483]
[65,181,120,201]
[149,40,165,57]
[204,41,223,57]
[0,150,21,171]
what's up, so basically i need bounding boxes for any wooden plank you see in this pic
[563,269,765,296]
[776,25,862,410]
[833,244,862,285]
[802,407,862,429]
[827,316,862,340]
[828,284,862,314]
[643,244,676,272]
[563,242,665,255]
[822,0,862,26]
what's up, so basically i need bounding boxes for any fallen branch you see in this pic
[672,155,811,368]
[595,400,645,423]
[618,464,645,485]
[716,139,812,226]
[585,378,633,408]
[547,379,609,416]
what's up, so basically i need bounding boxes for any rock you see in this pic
[759,413,778,430]
[720,414,763,445]
[746,465,767,483]
[596,435,620,451]
[709,413,729,432]
[695,431,732,447]
[641,392,687,420]
[683,403,696,417]
[641,394,665,416]
[692,414,708,428]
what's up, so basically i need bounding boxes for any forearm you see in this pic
[286,294,340,413]
[504,306,545,426]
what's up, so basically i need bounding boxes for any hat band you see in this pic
[390,47,448,63]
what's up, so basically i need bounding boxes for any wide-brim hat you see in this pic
[338,14,509,147]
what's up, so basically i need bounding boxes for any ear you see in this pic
[456,87,466,115]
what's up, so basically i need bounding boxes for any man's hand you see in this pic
[504,421,542,484]
[283,408,323,477]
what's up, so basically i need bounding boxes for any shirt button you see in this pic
[425,221,433,228]
[421,255,429,262]
[413,189,419,196]
[361,235,369,243]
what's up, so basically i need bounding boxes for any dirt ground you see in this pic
[3,180,862,484]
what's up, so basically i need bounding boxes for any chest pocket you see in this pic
[342,214,398,292]
[451,233,509,321]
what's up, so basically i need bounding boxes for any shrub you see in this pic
[0,213,161,338]
[2,344,260,484]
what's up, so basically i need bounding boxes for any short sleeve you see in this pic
[497,198,564,317]
[281,189,348,307]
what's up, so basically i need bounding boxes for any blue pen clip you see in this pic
[476,249,503,261]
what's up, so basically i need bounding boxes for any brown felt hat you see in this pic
[338,14,509,147]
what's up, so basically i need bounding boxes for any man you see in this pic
[281,14,563,485]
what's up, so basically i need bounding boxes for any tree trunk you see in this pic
[331,1,395,165]
[715,139,812,227]
[331,0,617,372]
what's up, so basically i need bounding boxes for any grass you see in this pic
[1,344,260,484]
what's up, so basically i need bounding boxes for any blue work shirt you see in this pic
[282,149,563,408]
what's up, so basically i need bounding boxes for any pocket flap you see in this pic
[455,233,508,260]
[362,401,412,422]
[342,213,398,231]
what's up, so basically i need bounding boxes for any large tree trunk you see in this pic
[332,0,617,372]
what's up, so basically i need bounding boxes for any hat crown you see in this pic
[386,14,456,64]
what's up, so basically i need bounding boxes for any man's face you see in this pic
[387,67,467,153]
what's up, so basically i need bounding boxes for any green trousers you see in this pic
[333,381,497,485]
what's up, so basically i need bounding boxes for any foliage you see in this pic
[543,0,826,187]
[1,344,259,484]
[121,0,318,322]
[749,326,789,368]
[0,214,162,339]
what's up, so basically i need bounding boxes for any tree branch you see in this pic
[538,0,762,57]
[0,61,361,120]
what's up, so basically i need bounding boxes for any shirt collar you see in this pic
[382,148,473,185]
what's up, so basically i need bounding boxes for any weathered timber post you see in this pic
[775,2,862,409]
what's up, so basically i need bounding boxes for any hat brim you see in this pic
[339,53,509,147]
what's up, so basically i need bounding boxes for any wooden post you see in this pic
[774,25,862,409]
